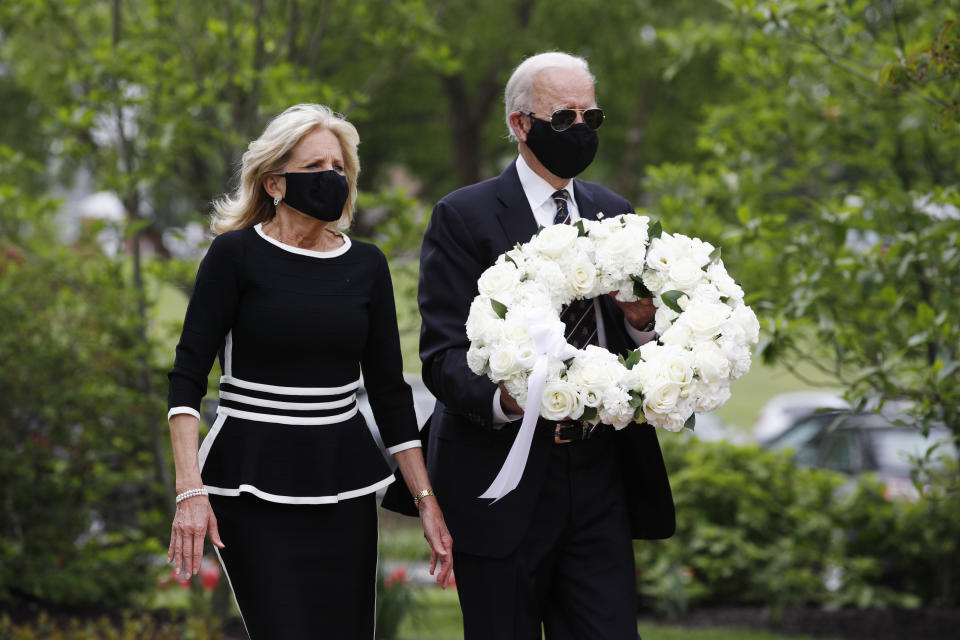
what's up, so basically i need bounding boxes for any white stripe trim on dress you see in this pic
[224,330,233,377]
[216,404,359,425]
[198,413,227,470]
[167,406,201,421]
[254,222,352,258]
[213,546,250,639]
[218,391,356,411]
[220,375,361,396]
[386,440,422,455]
[203,474,395,504]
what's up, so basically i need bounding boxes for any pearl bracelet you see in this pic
[175,488,208,504]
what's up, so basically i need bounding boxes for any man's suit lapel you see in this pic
[495,161,539,246]
[573,179,602,221]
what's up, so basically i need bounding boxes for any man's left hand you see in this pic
[610,292,655,331]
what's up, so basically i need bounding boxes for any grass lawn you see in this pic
[397,588,831,640]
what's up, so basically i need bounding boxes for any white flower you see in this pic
[694,380,731,413]
[730,304,760,345]
[707,261,744,301]
[692,342,731,383]
[643,379,682,415]
[466,344,489,375]
[477,262,521,301]
[599,386,635,429]
[465,306,503,346]
[503,374,529,408]
[501,316,533,346]
[720,340,752,379]
[683,300,731,341]
[642,268,668,295]
[540,379,584,420]
[488,344,522,380]
[659,345,695,386]
[666,259,704,290]
[566,257,599,297]
[531,223,579,259]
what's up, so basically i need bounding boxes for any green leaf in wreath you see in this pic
[563,357,575,368]
[634,406,645,420]
[624,348,643,370]
[709,246,722,263]
[504,254,516,266]
[660,289,687,313]
[631,275,653,299]
[581,406,598,422]
[618,354,627,367]
[629,390,645,408]
[684,413,696,431]
[648,220,662,239]
[661,290,686,313]
[490,299,507,319]
[574,219,588,237]
[534,225,545,235]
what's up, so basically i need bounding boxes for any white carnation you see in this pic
[693,380,732,413]
[599,386,635,429]
[466,344,489,375]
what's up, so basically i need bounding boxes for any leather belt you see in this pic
[552,420,613,444]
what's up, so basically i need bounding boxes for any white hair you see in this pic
[212,104,360,234]
[503,51,595,141]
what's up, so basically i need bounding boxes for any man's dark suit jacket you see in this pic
[383,161,675,558]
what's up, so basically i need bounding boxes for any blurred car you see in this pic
[763,410,955,500]
[690,412,752,445]
[753,390,849,444]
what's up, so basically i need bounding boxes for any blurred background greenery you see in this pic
[1,0,958,637]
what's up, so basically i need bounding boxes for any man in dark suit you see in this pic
[391,52,675,639]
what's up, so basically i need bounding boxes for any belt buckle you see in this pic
[553,421,583,444]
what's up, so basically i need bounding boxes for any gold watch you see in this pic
[413,488,435,507]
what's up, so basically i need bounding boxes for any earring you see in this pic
[273,196,280,206]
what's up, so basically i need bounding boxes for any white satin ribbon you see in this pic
[480,310,579,501]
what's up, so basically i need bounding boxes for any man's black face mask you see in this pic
[524,118,599,179]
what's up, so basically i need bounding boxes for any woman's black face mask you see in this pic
[278,170,348,222]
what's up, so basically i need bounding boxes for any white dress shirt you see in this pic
[491,155,653,423]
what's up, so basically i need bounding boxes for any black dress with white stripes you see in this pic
[167,223,421,504]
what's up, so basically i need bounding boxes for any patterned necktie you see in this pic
[552,190,598,348]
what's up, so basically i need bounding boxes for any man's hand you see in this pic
[499,382,523,415]
[610,292,655,330]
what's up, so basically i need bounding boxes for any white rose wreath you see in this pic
[465,214,759,500]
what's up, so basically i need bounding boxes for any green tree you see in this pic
[642,0,960,447]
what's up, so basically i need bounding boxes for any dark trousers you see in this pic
[210,492,378,640]
[453,436,638,640]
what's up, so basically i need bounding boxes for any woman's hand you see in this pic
[168,494,225,577]
[418,496,454,588]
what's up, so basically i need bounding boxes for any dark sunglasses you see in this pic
[524,108,605,132]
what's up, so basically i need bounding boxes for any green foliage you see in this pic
[0,612,223,640]
[375,565,417,640]
[640,0,960,443]
[0,170,167,607]
[638,436,845,615]
[638,437,960,615]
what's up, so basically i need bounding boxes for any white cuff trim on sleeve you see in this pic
[386,440,422,455]
[168,406,201,421]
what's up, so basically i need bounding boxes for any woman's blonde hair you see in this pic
[212,104,360,234]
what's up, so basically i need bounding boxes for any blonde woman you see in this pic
[166,104,452,639]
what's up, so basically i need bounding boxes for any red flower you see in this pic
[200,556,221,591]
[384,565,409,588]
